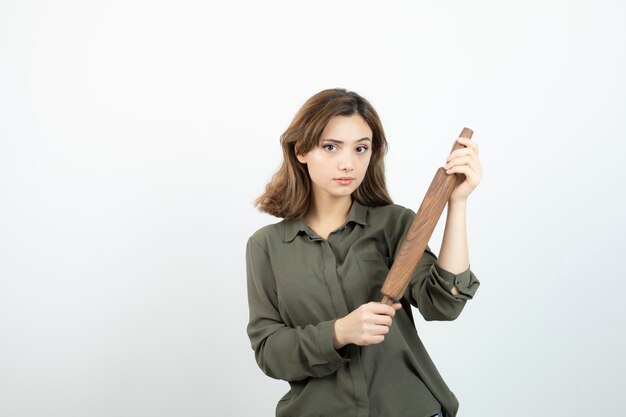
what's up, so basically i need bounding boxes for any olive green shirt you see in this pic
[245,199,480,417]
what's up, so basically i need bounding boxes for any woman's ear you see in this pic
[295,142,307,164]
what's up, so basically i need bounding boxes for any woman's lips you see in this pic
[335,178,353,185]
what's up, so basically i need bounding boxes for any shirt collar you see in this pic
[283,199,369,243]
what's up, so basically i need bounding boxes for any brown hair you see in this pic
[254,88,394,219]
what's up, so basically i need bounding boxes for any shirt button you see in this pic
[455,278,460,285]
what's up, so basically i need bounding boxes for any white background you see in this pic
[1,1,625,416]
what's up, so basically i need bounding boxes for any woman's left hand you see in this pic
[443,136,482,203]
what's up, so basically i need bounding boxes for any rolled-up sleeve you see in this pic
[245,236,350,382]
[392,209,481,321]
[433,262,479,299]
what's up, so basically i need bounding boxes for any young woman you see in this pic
[245,88,482,417]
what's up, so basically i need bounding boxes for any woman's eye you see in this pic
[356,146,369,153]
[322,144,335,151]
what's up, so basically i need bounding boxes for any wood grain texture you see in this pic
[380,128,473,306]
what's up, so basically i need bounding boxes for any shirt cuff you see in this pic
[434,262,472,294]
[318,319,351,364]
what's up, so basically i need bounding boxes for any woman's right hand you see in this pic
[333,301,402,348]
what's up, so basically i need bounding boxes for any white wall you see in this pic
[1,1,624,416]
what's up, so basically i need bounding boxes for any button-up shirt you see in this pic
[245,198,480,417]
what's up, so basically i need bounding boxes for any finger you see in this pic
[368,334,385,345]
[370,315,393,326]
[446,148,474,162]
[369,302,398,316]
[444,155,472,170]
[445,164,475,176]
[447,156,480,175]
[453,155,481,172]
[456,137,479,155]
[370,323,391,334]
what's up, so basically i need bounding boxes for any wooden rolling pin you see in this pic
[380,127,473,305]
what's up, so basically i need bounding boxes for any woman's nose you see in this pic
[339,152,355,171]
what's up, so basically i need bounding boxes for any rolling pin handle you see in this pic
[380,295,396,306]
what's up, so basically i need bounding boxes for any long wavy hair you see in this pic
[254,88,394,219]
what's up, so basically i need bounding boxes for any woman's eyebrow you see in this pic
[321,137,371,144]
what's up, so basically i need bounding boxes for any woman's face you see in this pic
[296,114,373,201]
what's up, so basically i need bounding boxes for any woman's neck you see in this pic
[304,194,353,228]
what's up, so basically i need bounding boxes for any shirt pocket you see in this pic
[355,251,392,303]
[275,264,338,326]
